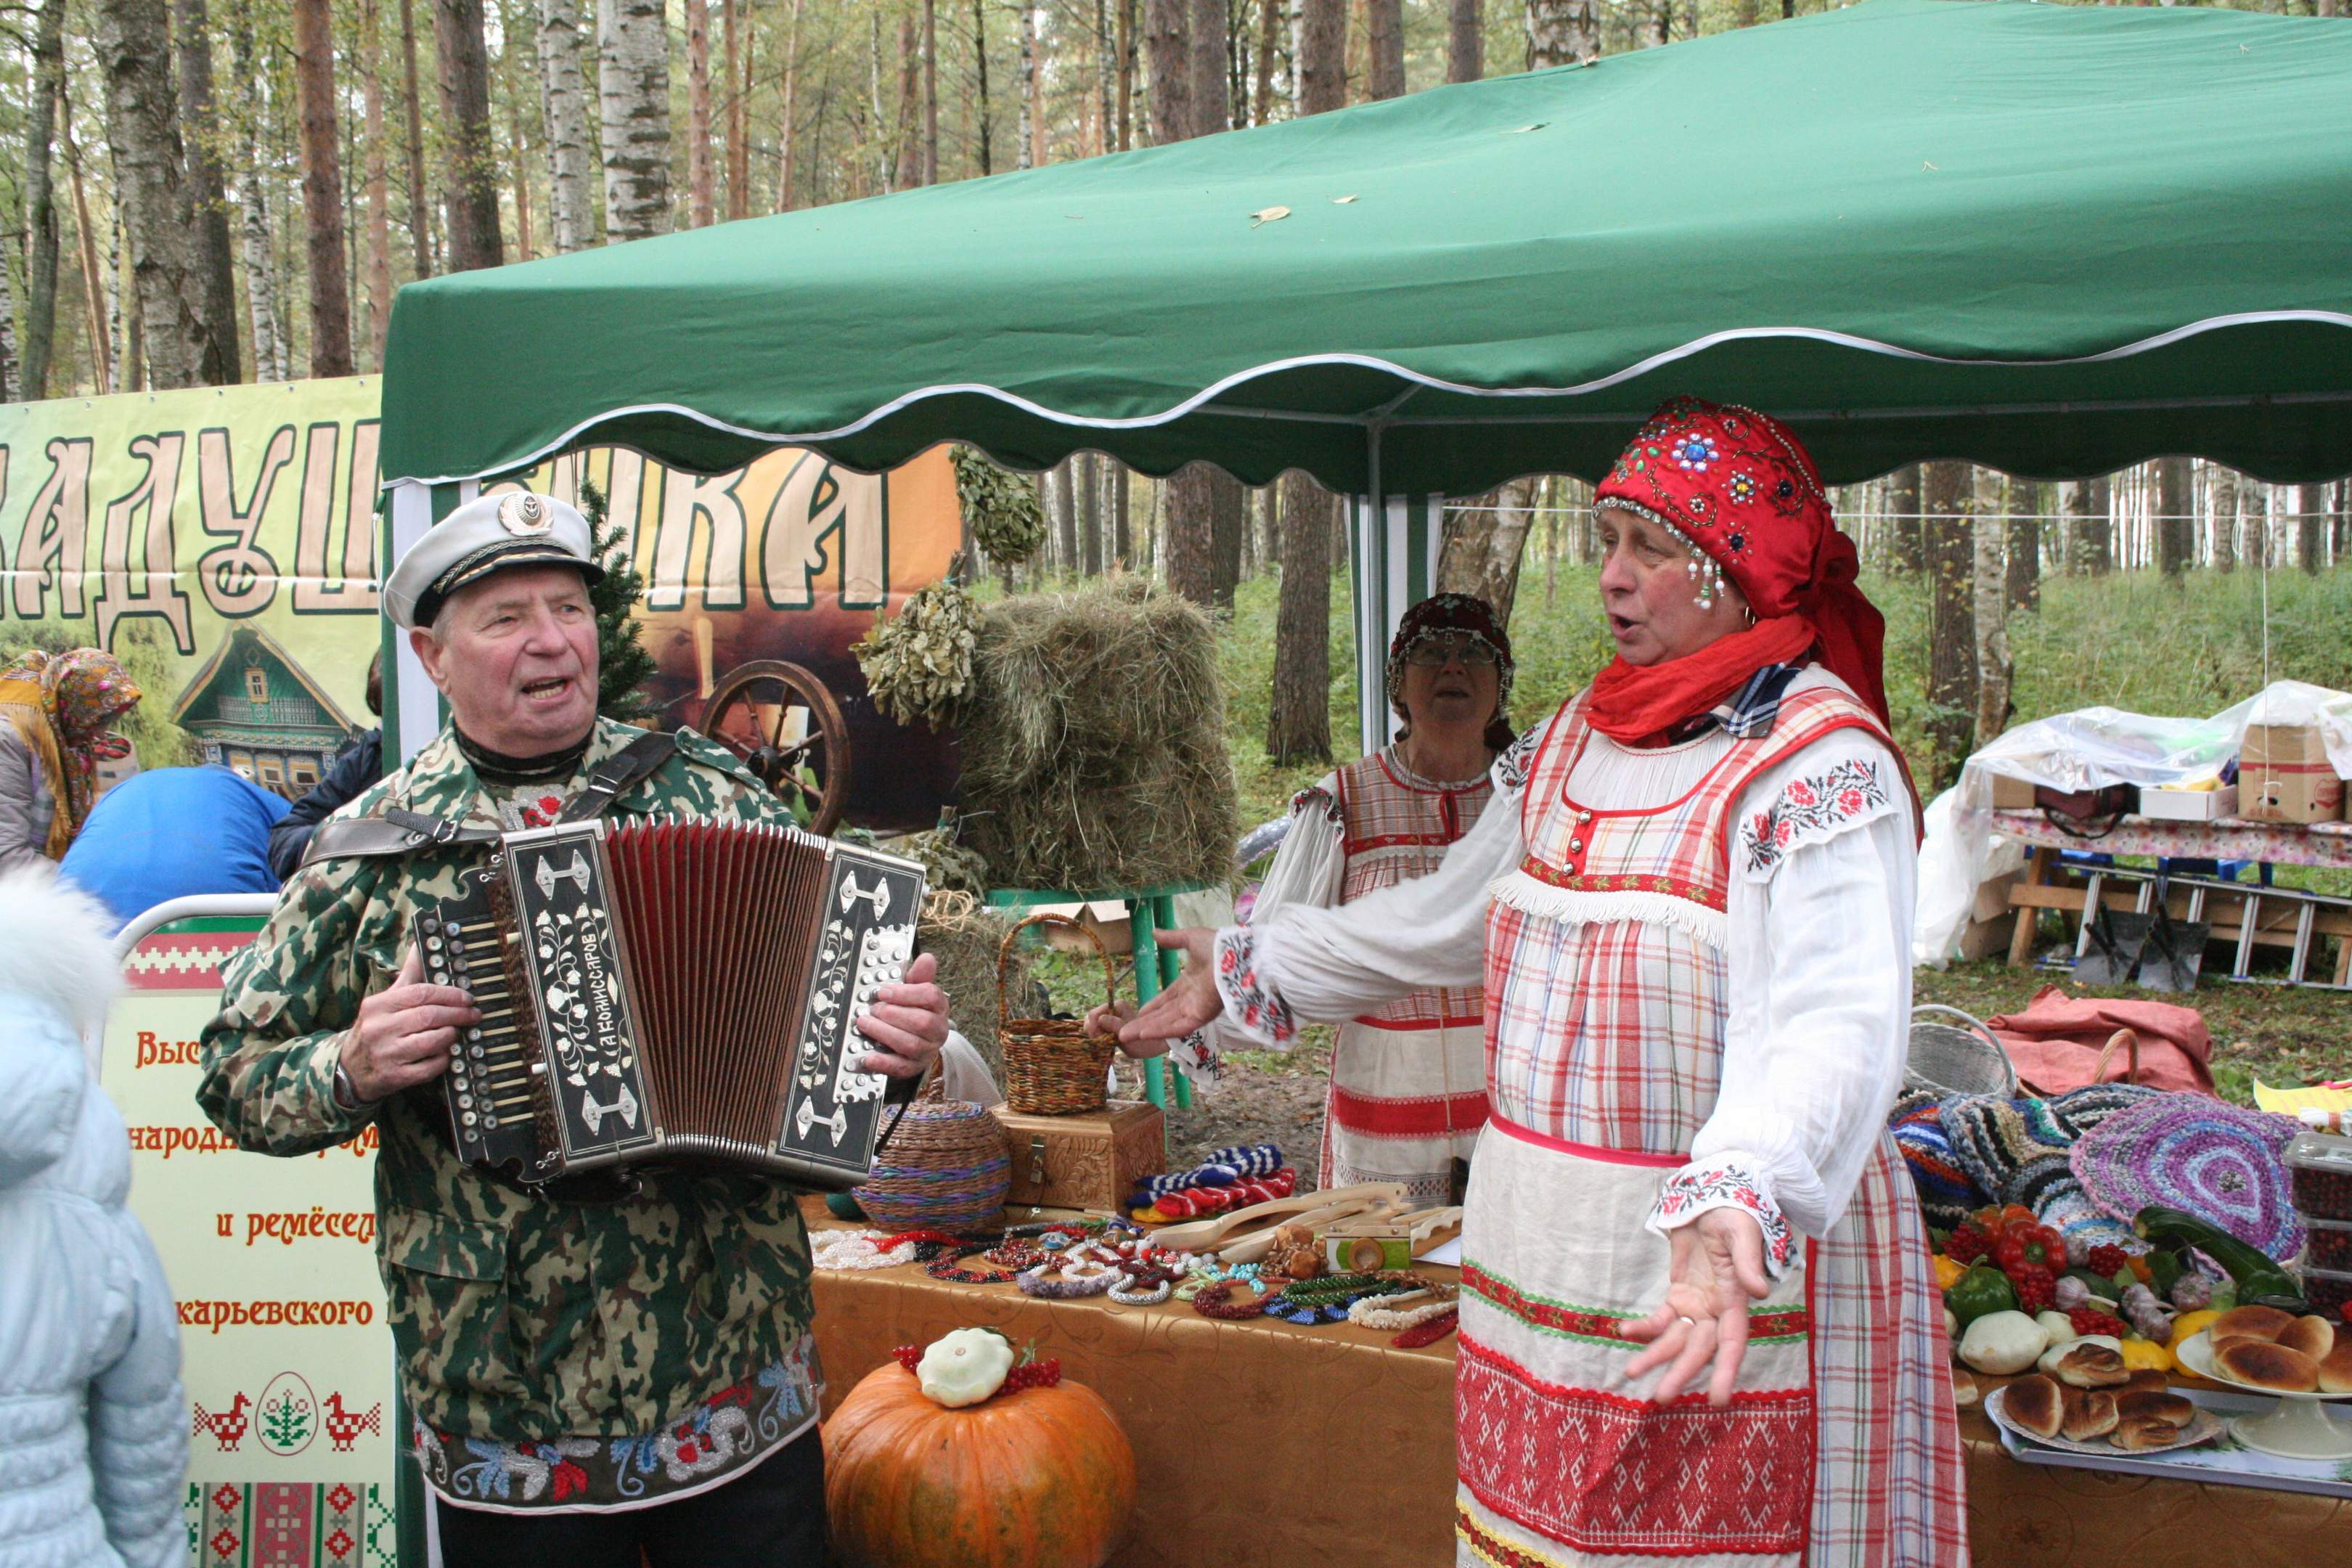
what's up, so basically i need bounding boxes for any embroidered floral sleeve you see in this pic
[1645,1155,1799,1280]
[1739,756,1895,878]
[1289,783,1342,823]
[1494,724,1545,794]
[1211,926,1297,1048]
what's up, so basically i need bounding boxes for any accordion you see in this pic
[413,817,926,1190]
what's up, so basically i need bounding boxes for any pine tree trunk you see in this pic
[1438,479,1535,626]
[685,0,715,224]
[894,17,921,189]
[1449,0,1482,81]
[1079,454,1105,575]
[1267,472,1333,765]
[506,27,536,261]
[1112,465,1133,565]
[1525,0,1598,69]
[95,0,213,388]
[398,0,435,275]
[1209,468,1245,608]
[1251,0,1279,121]
[2155,457,2192,580]
[433,0,505,268]
[290,0,356,375]
[61,102,111,392]
[1118,0,1136,147]
[1191,0,1228,134]
[2209,465,2238,574]
[599,0,674,241]
[777,0,804,203]
[2300,484,2327,575]
[362,0,394,364]
[2080,474,2112,575]
[1164,465,1219,604]
[722,0,746,217]
[1297,0,1344,115]
[1019,5,1041,166]
[20,4,63,398]
[2005,478,2041,612]
[1972,469,2011,748]
[539,0,595,248]
[1922,460,1977,783]
[1885,463,1922,573]
[1365,0,1405,99]
[923,0,939,181]
[1148,0,1191,142]
[172,0,240,383]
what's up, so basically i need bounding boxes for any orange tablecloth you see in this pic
[805,1202,1459,1567]
[805,1206,2352,1564]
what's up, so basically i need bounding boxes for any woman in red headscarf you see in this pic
[1103,399,1966,1567]
[0,648,142,873]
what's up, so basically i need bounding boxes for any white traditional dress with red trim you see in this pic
[1240,748,1493,1201]
[1212,669,1968,1568]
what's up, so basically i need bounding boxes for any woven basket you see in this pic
[850,1082,1010,1233]
[998,912,1119,1115]
[1906,1004,2017,1099]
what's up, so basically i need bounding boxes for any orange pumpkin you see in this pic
[825,1363,1137,1568]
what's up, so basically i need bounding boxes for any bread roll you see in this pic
[2208,1304,2295,1344]
[2122,1369,2170,1395]
[2213,1337,2320,1392]
[2317,1339,2352,1396]
[2004,1373,2065,1439]
[2110,1416,2182,1451]
[2062,1389,2120,1442]
[2115,1389,2196,1429]
[2279,1315,2335,1361]
[2053,1342,2131,1389]
[1949,1368,1980,1408]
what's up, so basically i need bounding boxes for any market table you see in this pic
[804,1201,1459,1567]
[1991,811,2352,984]
[807,1204,2352,1564]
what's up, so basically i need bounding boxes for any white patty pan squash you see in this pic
[916,1328,1016,1408]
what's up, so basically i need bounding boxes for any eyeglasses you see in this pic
[1402,634,1500,668]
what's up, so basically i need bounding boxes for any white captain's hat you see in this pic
[383,491,605,630]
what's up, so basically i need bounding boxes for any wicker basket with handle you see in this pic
[849,1077,1011,1233]
[1905,1004,2017,1099]
[998,912,1121,1115]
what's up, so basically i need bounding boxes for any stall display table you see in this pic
[804,1202,1457,1566]
[1991,812,2352,985]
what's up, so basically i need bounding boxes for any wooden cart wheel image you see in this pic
[700,659,853,836]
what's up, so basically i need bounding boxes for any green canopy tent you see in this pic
[380,0,2352,757]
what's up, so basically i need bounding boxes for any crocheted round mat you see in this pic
[1887,1088,1977,1231]
[2068,1096,2306,1261]
[1940,1085,2160,1253]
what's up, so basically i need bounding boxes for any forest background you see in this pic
[3,0,2347,1144]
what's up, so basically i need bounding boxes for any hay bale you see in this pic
[957,576,1238,894]
[915,891,1040,1091]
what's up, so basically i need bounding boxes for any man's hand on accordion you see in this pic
[850,950,950,1079]
[338,944,483,1104]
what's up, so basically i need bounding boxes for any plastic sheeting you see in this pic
[1914,681,2352,965]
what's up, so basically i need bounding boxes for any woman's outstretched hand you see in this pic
[1620,1207,1773,1408]
[1081,928,1222,1056]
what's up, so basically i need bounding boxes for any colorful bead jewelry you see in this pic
[925,1249,1022,1285]
[1347,1281,1461,1331]
[1016,1260,1117,1299]
[984,1240,1047,1270]
[1191,1278,1278,1320]
[810,1230,918,1271]
[1389,1308,1459,1349]
[1107,1278,1173,1306]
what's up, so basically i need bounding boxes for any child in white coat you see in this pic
[0,867,184,1568]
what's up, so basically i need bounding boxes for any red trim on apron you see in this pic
[1487,1112,1688,1168]
[1328,1085,1490,1139]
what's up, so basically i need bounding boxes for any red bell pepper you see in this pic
[1995,1223,2062,1274]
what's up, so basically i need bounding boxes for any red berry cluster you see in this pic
[2069,1307,2130,1339]
[1943,1227,1990,1267]
[2085,1244,2129,1279]
[2011,1265,2055,1315]
[890,1344,923,1373]
[1000,1358,1063,1393]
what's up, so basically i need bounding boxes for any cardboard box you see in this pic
[1990,772,2038,811]
[992,1100,1166,1214]
[2139,783,2237,822]
[2239,724,2345,825]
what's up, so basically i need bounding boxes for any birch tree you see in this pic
[19,0,68,399]
[1526,0,1598,69]
[230,14,286,381]
[94,0,218,388]
[536,0,592,248]
[1972,468,2012,747]
[600,0,674,241]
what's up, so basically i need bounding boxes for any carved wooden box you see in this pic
[991,1101,1167,1214]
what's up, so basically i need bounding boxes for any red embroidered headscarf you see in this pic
[1588,396,1890,743]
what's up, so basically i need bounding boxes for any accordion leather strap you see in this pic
[301,732,680,865]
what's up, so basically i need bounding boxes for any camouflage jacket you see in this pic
[197,719,824,1511]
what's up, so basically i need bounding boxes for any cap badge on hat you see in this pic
[498,493,552,536]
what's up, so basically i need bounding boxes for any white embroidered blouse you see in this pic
[1213,669,1916,1251]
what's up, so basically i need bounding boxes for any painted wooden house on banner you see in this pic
[171,627,360,799]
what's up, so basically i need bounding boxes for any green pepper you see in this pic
[1944,1263,2020,1328]
[2133,1206,2307,1314]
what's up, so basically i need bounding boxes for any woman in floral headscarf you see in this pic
[0,649,143,872]
[1109,399,1965,1568]
[1225,592,1514,1206]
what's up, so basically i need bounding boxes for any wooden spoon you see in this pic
[1150,1182,1409,1255]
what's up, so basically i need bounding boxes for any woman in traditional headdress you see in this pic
[1107,399,1967,1567]
[0,650,142,873]
[1240,592,1512,1204]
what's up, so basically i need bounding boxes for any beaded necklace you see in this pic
[1191,1278,1278,1319]
[926,1249,1023,1285]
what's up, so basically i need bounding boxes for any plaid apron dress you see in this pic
[1320,751,1494,1201]
[1456,689,1968,1568]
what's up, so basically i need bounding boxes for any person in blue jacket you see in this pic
[57,766,289,929]
[265,654,383,881]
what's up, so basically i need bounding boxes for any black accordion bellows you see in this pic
[416,817,926,1189]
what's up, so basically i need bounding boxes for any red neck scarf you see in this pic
[1586,615,1817,747]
